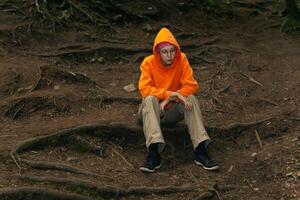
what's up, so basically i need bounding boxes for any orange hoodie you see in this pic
[138,27,199,100]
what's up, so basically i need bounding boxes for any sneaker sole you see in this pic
[194,160,219,171]
[139,165,161,173]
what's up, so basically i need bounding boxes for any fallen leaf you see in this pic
[123,83,136,92]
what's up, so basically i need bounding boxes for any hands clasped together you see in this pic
[159,92,192,113]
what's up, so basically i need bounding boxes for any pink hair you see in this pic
[156,42,174,52]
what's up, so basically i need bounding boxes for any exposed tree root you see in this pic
[218,117,273,133]
[12,117,273,155]
[34,44,150,58]
[0,186,93,200]
[231,1,270,12]
[101,96,141,105]
[33,65,96,90]
[5,69,21,95]
[21,159,111,179]
[4,96,54,119]
[12,127,91,155]
[3,95,70,119]
[193,191,214,200]
[20,174,196,196]
[109,0,159,18]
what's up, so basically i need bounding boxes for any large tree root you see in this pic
[21,159,111,179]
[217,117,273,133]
[0,186,93,200]
[101,96,141,105]
[3,95,69,119]
[193,191,214,200]
[12,117,273,155]
[20,174,196,196]
[11,122,141,155]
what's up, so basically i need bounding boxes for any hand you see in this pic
[170,92,192,111]
[159,98,170,114]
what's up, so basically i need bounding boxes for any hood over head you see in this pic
[153,28,181,68]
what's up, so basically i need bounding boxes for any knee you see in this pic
[187,95,198,103]
[143,96,159,107]
[144,96,159,103]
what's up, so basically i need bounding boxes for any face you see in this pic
[159,45,176,66]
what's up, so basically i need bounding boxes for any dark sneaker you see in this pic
[139,153,161,172]
[194,142,219,171]
[194,153,219,171]
[139,143,161,173]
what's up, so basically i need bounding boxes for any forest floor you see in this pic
[0,0,299,200]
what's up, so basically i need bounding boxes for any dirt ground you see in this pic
[0,0,299,200]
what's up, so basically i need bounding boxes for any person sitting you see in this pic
[138,27,219,173]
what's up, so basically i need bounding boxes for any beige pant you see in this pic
[138,95,210,153]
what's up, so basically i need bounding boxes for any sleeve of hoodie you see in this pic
[177,53,199,96]
[138,58,172,100]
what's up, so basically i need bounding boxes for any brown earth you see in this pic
[0,0,299,200]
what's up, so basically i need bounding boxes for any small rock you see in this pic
[296,171,300,178]
[97,57,104,63]
[123,83,136,92]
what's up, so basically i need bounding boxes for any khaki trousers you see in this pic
[138,95,210,153]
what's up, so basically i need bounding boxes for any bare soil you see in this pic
[0,0,299,200]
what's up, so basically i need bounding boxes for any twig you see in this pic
[10,153,22,176]
[240,72,263,87]
[110,147,135,170]
[246,180,258,192]
[254,130,263,149]
[209,187,222,200]
[187,170,200,187]
[290,117,300,121]
[34,0,41,13]
[220,117,273,132]
[217,84,231,94]
[212,96,223,106]
[68,0,106,25]
[70,135,106,157]
[258,97,278,106]
[0,135,17,138]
